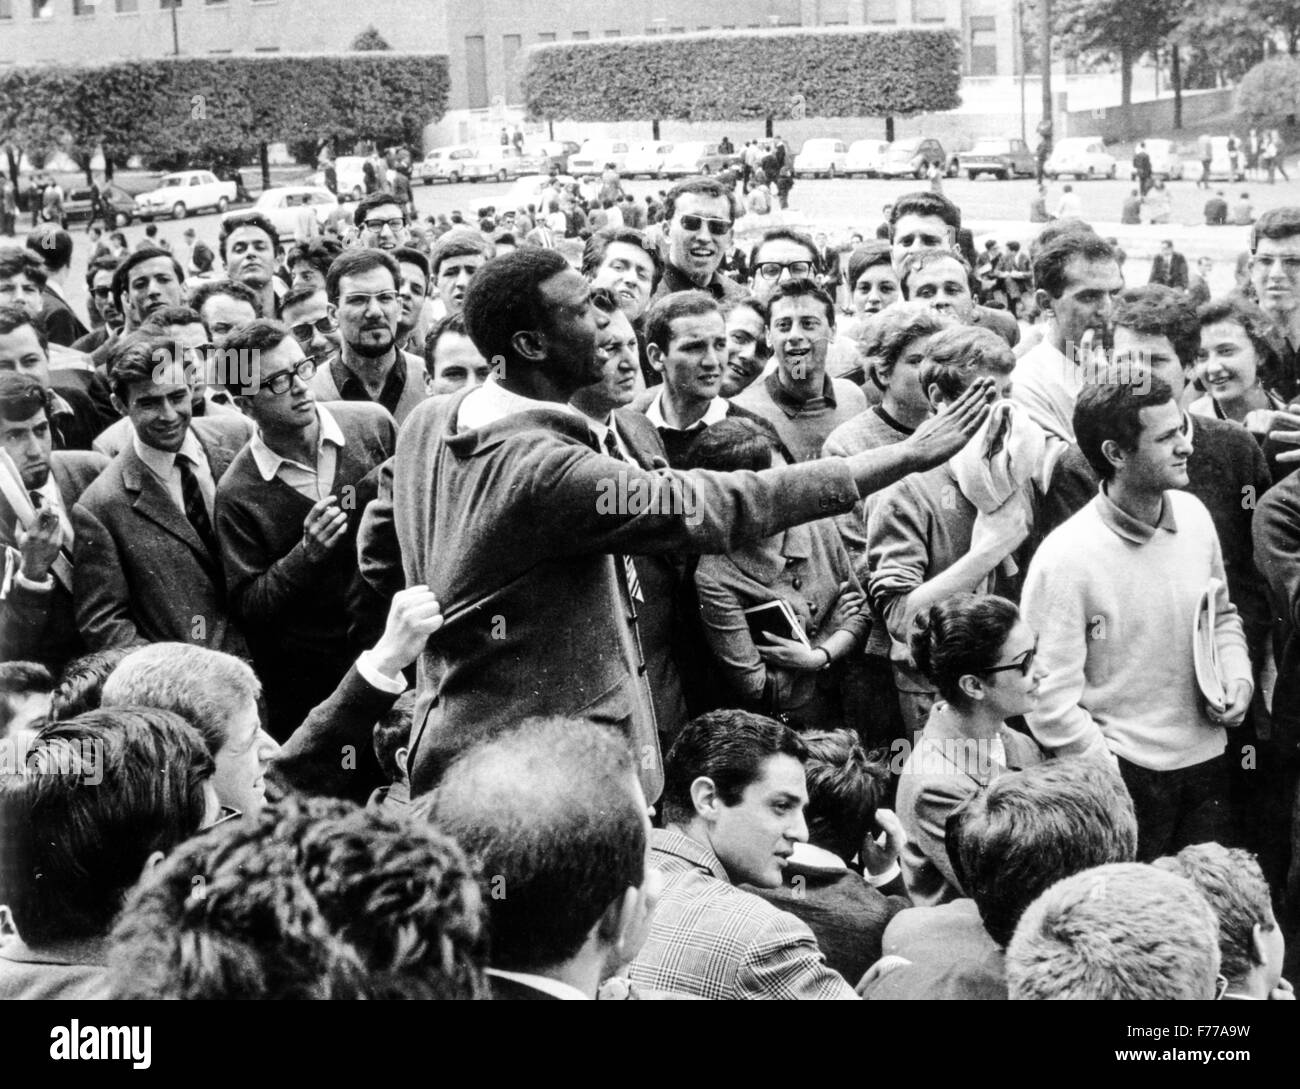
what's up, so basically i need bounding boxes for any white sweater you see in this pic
[1021,487,1252,772]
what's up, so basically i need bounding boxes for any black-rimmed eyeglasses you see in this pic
[982,639,1039,678]
[261,357,319,396]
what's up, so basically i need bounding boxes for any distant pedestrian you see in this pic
[1133,142,1154,196]
[1196,133,1213,189]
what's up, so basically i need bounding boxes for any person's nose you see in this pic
[257,729,281,763]
[788,808,809,845]
[363,295,384,317]
[18,432,41,462]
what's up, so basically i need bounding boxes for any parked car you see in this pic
[844,139,890,178]
[624,142,674,178]
[660,141,736,178]
[306,155,371,201]
[63,183,135,227]
[794,138,849,178]
[878,137,955,179]
[1044,137,1117,180]
[567,139,633,176]
[959,138,1035,180]
[416,148,451,185]
[1142,138,1184,180]
[462,145,551,183]
[529,140,582,174]
[134,170,237,221]
[230,186,338,243]
[502,174,577,214]
[429,145,482,184]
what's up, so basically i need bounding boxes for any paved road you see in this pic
[16,170,1300,319]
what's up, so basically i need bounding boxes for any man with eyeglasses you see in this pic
[91,305,254,459]
[1249,208,1300,401]
[307,248,427,427]
[281,284,340,365]
[70,255,124,367]
[218,212,282,320]
[352,192,411,253]
[1023,373,1252,862]
[215,318,395,739]
[650,177,747,305]
[747,227,821,305]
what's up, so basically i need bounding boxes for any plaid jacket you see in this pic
[627,830,856,1000]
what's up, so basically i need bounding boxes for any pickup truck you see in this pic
[134,170,237,221]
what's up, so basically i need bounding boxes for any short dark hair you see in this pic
[661,709,808,826]
[84,253,122,295]
[750,227,820,273]
[218,211,281,261]
[889,191,962,236]
[858,300,954,383]
[285,237,343,281]
[0,245,48,289]
[110,247,184,314]
[139,304,205,335]
[910,594,1022,706]
[0,370,50,424]
[1073,372,1176,483]
[1032,230,1115,300]
[280,283,326,316]
[325,247,400,304]
[918,324,1015,403]
[0,661,54,737]
[897,246,976,300]
[188,278,262,320]
[420,717,646,973]
[105,332,172,401]
[461,247,569,369]
[680,415,784,473]
[1197,295,1284,391]
[845,240,893,290]
[26,225,74,272]
[372,692,414,784]
[767,277,837,328]
[429,229,494,279]
[581,227,661,290]
[352,191,408,229]
[49,649,133,722]
[800,729,890,863]
[393,245,431,284]
[422,311,472,377]
[190,241,215,273]
[663,176,737,224]
[949,760,1138,947]
[0,303,48,352]
[1250,206,1300,253]
[0,707,213,945]
[217,318,294,393]
[643,289,722,354]
[105,795,488,999]
[1113,285,1201,369]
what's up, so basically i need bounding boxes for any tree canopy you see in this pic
[1236,57,1300,127]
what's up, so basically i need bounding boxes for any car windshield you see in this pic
[970,141,1009,154]
[161,177,185,187]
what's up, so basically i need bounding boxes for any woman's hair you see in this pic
[910,594,1022,705]
[845,240,894,291]
[1196,294,1284,392]
[680,415,787,473]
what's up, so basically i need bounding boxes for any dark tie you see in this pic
[28,490,43,510]
[177,455,219,558]
[602,429,643,603]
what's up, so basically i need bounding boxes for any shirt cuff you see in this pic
[355,650,407,695]
[865,862,901,888]
[15,571,54,593]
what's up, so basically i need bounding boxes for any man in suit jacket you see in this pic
[26,227,89,347]
[628,711,856,999]
[1148,240,1189,291]
[0,373,108,672]
[72,334,249,655]
[0,301,103,451]
[394,249,993,800]
[214,319,396,738]
[423,717,660,1001]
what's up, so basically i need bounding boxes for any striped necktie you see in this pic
[177,455,219,558]
[602,429,643,603]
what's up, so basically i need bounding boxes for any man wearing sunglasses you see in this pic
[215,318,396,739]
[309,248,427,427]
[281,284,341,364]
[650,178,747,305]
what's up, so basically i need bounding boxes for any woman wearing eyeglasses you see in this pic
[895,594,1045,906]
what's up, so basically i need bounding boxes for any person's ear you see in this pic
[958,673,984,702]
[1250,922,1269,967]
[926,382,946,412]
[511,328,547,365]
[646,342,666,375]
[139,850,166,881]
[1100,438,1127,475]
[1034,288,1053,317]
[689,775,721,820]
[395,746,409,777]
[327,301,339,324]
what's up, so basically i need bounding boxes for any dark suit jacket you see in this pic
[394,388,861,799]
[49,365,117,437]
[0,451,108,671]
[1148,251,1189,290]
[488,975,562,1001]
[72,416,250,655]
[1255,468,1300,743]
[39,286,89,348]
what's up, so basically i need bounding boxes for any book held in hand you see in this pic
[1193,578,1227,713]
[744,599,812,650]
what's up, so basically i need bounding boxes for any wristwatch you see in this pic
[818,647,833,671]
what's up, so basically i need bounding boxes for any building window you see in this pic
[30,0,52,16]
[605,29,620,37]
[74,0,95,14]
[669,26,684,33]
[865,0,894,21]
[538,31,555,42]
[254,45,279,51]
[970,15,997,77]
[206,0,228,6]
[503,33,522,103]
[572,30,589,39]
[911,0,945,22]
[116,0,139,13]
[465,35,488,108]
[644,26,660,34]
[159,0,181,8]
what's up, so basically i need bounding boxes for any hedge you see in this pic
[521,27,961,124]
[0,53,449,178]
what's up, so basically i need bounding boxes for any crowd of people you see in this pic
[3,166,1300,1002]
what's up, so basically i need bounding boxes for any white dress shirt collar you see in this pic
[643,389,730,431]
[133,427,204,480]
[484,967,590,1001]
[248,404,345,483]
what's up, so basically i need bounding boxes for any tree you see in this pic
[1054,0,1183,107]
[1176,0,1266,89]
[352,26,392,51]
[522,28,960,136]
[1236,57,1300,127]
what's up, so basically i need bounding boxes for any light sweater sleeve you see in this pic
[1208,519,1253,691]
[1021,539,1111,763]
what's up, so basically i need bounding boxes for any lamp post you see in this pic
[169,0,180,57]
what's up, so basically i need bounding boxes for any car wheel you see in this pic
[915,164,926,180]
[947,160,959,178]
[216,197,228,214]
[497,169,508,183]
[449,171,461,184]
[423,176,433,186]
[171,202,187,220]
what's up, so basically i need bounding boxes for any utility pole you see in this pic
[170,0,180,57]
[1039,0,1052,147]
